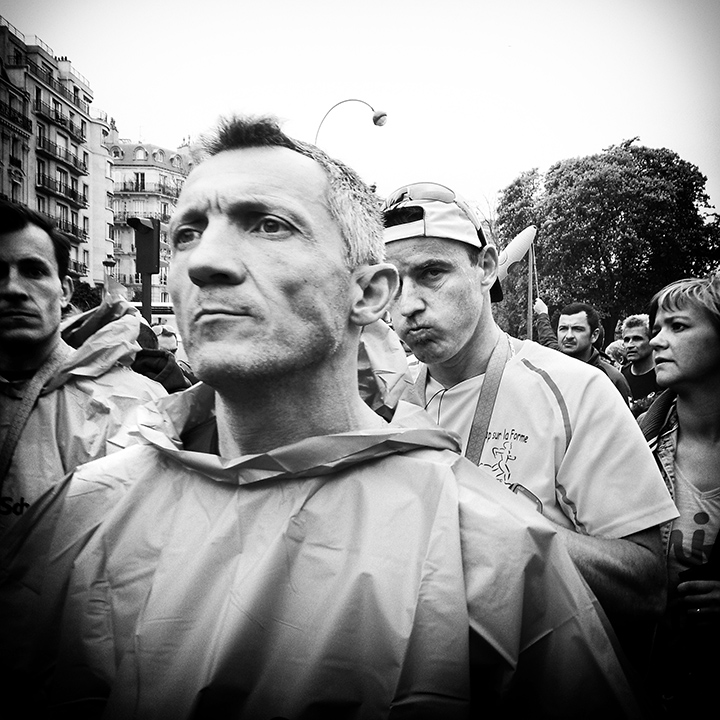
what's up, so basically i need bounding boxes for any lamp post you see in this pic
[314,99,387,145]
[102,254,116,284]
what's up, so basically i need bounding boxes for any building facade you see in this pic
[107,129,192,303]
[0,15,113,286]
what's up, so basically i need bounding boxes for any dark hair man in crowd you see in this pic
[0,201,165,537]
[622,313,660,416]
[0,119,640,718]
[535,298,632,403]
[383,183,677,659]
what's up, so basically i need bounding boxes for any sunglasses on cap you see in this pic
[383,181,484,235]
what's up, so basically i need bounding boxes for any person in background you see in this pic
[150,322,198,386]
[131,321,194,392]
[535,297,631,403]
[639,274,720,716]
[605,339,628,369]
[622,313,660,417]
[0,118,641,719]
[0,200,166,537]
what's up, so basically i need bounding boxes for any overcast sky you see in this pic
[5,0,719,214]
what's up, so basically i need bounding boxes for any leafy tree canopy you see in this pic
[494,139,720,339]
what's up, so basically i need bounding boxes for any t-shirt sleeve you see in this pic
[553,371,677,537]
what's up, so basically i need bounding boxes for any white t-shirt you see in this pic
[666,463,720,590]
[398,340,678,536]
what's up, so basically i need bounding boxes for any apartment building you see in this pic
[0,15,113,285]
[107,126,192,303]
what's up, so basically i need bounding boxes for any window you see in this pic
[154,149,165,163]
[134,172,145,191]
[37,196,47,214]
[83,216,90,234]
[106,192,113,209]
[111,146,124,159]
[134,146,147,161]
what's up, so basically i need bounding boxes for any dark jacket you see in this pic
[534,312,631,404]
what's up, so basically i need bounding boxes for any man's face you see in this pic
[385,238,485,366]
[0,224,72,358]
[622,326,652,364]
[557,312,598,359]
[168,146,353,384]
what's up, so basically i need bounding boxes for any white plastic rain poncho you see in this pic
[0,382,643,719]
[0,295,166,536]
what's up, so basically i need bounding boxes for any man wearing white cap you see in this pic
[382,182,678,653]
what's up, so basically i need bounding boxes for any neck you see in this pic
[0,335,59,378]
[575,346,594,363]
[213,359,381,457]
[631,355,654,374]
[675,380,720,442]
[427,318,501,388]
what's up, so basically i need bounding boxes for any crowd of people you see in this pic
[0,115,718,719]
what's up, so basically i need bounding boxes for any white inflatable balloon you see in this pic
[497,225,537,281]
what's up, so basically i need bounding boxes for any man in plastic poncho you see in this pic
[0,119,642,719]
[0,201,166,538]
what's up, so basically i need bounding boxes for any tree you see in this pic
[495,140,720,340]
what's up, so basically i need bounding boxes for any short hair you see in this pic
[559,302,600,333]
[621,314,650,338]
[604,339,627,365]
[0,199,72,279]
[648,274,720,339]
[199,115,384,268]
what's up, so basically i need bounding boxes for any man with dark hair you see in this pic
[2,120,641,718]
[383,182,677,662]
[0,200,166,536]
[534,298,632,402]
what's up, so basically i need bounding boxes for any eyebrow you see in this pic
[171,194,315,235]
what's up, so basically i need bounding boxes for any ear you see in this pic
[60,276,74,309]
[590,327,601,344]
[478,244,499,293]
[349,263,399,327]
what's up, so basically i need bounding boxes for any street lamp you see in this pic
[314,99,387,145]
[102,254,116,277]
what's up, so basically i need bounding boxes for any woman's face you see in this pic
[650,303,720,389]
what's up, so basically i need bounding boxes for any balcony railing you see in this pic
[0,98,32,132]
[6,52,90,114]
[69,259,88,276]
[34,100,85,142]
[36,173,88,208]
[115,181,182,198]
[36,135,88,174]
[114,210,172,224]
[55,217,88,241]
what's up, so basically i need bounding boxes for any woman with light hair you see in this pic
[640,273,720,715]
